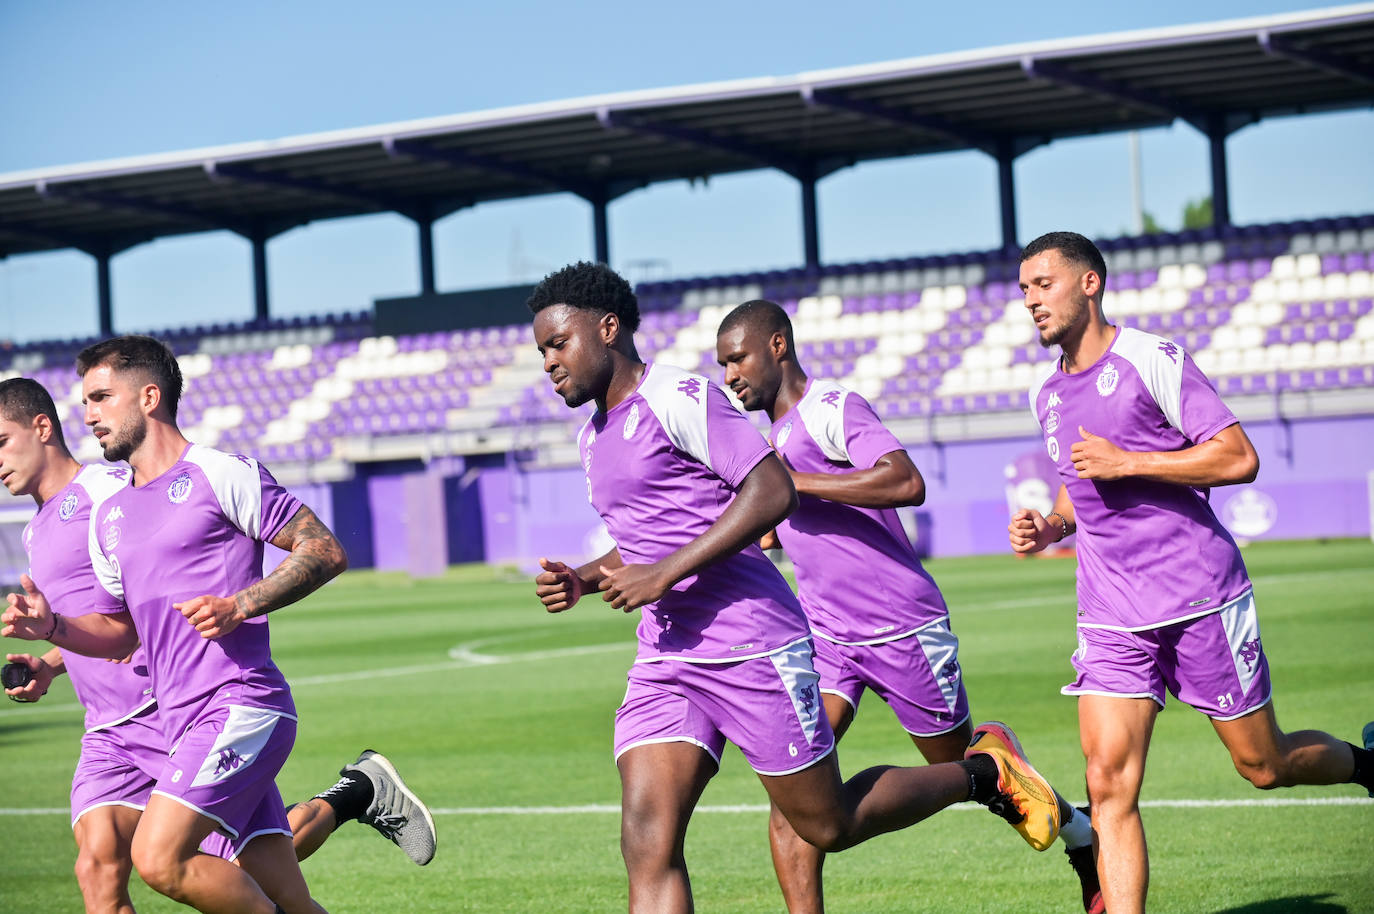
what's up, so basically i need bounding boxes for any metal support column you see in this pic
[591,192,610,264]
[416,210,436,296]
[800,170,820,270]
[996,142,1019,254]
[1207,118,1232,232]
[95,250,113,337]
[250,232,270,322]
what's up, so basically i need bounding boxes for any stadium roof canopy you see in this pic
[2,4,1372,329]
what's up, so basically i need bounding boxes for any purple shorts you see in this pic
[153,704,296,848]
[71,705,166,827]
[1063,590,1271,720]
[614,640,835,776]
[813,620,971,738]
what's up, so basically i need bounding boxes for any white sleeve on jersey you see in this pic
[185,444,265,539]
[639,364,714,472]
[795,381,851,463]
[1115,328,1187,432]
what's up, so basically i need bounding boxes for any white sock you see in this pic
[1060,806,1093,850]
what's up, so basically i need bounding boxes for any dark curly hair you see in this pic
[526,261,640,334]
[77,334,183,420]
[1020,231,1108,291]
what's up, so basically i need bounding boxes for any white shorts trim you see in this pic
[1078,588,1254,633]
[149,790,239,838]
[902,710,972,739]
[753,742,836,778]
[819,687,855,710]
[614,736,721,768]
[85,697,158,734]
[217,826,294,862]
[1210,692,1273,722]
[1061,686,1166,708]
[71,799,145,830]
[633,635,813,665]
[813,615,950,648]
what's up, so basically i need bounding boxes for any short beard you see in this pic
[100,416,147,463]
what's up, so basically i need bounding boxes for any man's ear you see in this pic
[141,383,162,416]
[770,331,789,361]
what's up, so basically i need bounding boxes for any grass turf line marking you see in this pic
[3,797,1370,817]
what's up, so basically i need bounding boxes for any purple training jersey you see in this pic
[24,464,154,732]
[578,362,810,663]
[89,444,302,740]
[1029,327,1251,631]
[770,380,948,644]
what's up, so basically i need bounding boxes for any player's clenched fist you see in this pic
[535,557,585,613]
[1008,508,1053,554]
[174,594,245,640]
[598,562,670,612]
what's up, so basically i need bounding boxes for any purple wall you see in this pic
[333,413,1373,573]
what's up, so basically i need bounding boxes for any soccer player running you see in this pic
[714,299,1101,914]
[0,378,435,914]
[530,262,1062,914]
[3,336,382,914]
[1007,232,1374,914]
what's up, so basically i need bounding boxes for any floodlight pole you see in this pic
[415,205,437,296]
[591,191,611,265]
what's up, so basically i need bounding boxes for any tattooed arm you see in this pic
[174,505,348,640]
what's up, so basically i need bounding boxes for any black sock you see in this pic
[314,771,373,823]
[961,753,1000,803]
[1347,743,1374,792]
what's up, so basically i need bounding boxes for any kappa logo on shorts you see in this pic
[1237,637,1262,672]
[940,660,960,685]
[58,492,79,521]
[797,684,817,718]
[167,472,194,504]
[215,748,244,776]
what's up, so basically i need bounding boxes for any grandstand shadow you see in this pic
[1212,894,1346,914]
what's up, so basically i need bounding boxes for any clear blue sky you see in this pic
[2,0,1371,344]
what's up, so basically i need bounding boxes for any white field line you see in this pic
[2,796,1369,817]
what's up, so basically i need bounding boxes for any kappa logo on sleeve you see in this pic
[676,378,702,403]
[820,390,841,408]
[1158,341,1180,363]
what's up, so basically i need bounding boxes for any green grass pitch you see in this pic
[2,538,1371,912]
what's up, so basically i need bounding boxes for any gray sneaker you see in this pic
[341,750,437,865]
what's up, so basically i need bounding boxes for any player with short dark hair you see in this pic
[529,261,1064,914]
[0,376,435,914]
[1008,231,1374,914]
[715,300,1102,914]
[1,340,425,913]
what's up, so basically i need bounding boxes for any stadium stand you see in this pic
[3,215,1372,482]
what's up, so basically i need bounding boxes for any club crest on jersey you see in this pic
[776,419,793,448]
[167,472,194,505]
[1096,361,1119,397]
[104,524,121,551]
[58,492,79,521]
[622,403,641,439]
[1044,410,1061,434]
